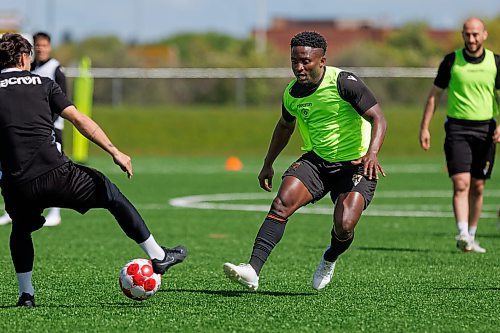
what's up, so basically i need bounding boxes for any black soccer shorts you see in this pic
[2,161,149,240]
[282,151,377,209]
[444,117,496,179]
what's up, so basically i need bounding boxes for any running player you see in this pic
[223,31,387,291]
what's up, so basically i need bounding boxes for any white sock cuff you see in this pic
[16,271,34,296]
[457,221,468,235]
[139,235,165,260]
[468,225,478,239]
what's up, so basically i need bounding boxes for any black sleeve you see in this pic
[434,52,455,89]
[281,102,296,122]
[54,66,67,95]
[337,71,377,115]
[48,80,72,115]
[495,54,500,90]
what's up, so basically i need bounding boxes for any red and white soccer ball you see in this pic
[119,258,161,301]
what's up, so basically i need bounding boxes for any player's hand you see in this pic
[112,151,133,178]
[493,125,500,143]
[258,165,274,192]
[351,152,385,180]
[420,128,431,151]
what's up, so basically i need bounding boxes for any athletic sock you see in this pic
[457,221,469,237]
[468,225,477,241]
[46,207,61,219]
[323,231,354,262]
[249,212,288,275]
[139,235,165,260]
[16,271,34,296]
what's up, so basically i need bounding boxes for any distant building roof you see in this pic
[257,17,455,55]
[0,12,22,33]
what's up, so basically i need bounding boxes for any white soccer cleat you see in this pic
[43,212,61,227]
[455,234,472,252]
[469,240,486,254]
[312,257,336,290]
[223,263,259,291]
[0,213,12,225]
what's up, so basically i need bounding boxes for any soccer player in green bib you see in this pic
[420,17,500,253]
[223,31,387,291]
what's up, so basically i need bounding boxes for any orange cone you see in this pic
[225,156,243,171]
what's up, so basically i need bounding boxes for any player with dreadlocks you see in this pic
[223,31,387,291]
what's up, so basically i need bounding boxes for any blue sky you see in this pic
[1,0,499,45]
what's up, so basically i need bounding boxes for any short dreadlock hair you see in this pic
[290,31,327,55]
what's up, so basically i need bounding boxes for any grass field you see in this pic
[0,156,499,332]
[62,103,448,158]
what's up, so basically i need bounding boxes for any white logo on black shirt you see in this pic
[347,75,358,81]
[0,76,42,88]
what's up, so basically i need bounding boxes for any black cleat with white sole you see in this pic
[151,245,187,275]
[16,293,35,307]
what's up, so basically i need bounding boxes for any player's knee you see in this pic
[453,180,469,194]
[334,225,354,240]
[469,181,484,197]
[337,218,357,236]
[270,196,294,218]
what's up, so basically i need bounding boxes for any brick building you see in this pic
[257,17,456,55]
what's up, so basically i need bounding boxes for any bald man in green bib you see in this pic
[420,17,500,253]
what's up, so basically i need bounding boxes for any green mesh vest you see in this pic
[447,49,498,120]
[282,66,372,162]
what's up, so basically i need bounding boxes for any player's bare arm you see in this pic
[61,105,133,178]
[420,85,444,150]
[259,116,295,191]
[355,104,387,180]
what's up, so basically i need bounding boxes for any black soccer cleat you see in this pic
[16,292,35,307]
[151,245,188,275]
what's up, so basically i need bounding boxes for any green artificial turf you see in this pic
[0,156,499,332]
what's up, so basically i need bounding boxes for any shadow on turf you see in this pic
[0,302,146,309]
[434,287,500,291]
[431,231,500,239]
[355,246,430,253]
[159,289,315,297]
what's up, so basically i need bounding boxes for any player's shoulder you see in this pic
[443,51,456,62]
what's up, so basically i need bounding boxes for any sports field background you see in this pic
[0,105,499,332]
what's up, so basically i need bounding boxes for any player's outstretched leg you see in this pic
[151,245,188,275]
[82,167,189,274]
[223,263,259,291]
[223,211,288,291]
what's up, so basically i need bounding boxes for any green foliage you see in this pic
[335,21,447,68]
[485,15,500,53]
[52,18,500,107]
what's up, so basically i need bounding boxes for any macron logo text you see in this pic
[0,76,42,88]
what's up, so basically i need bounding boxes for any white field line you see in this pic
[97,163,446,175]
[168,192,500,218]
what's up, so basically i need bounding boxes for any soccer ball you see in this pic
[119,258,161,301]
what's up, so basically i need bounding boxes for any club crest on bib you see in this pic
[290,161,301,171]
[352,174,363,186]
[483,161,490,175]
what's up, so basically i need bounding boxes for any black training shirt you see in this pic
[0,69,72,186]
